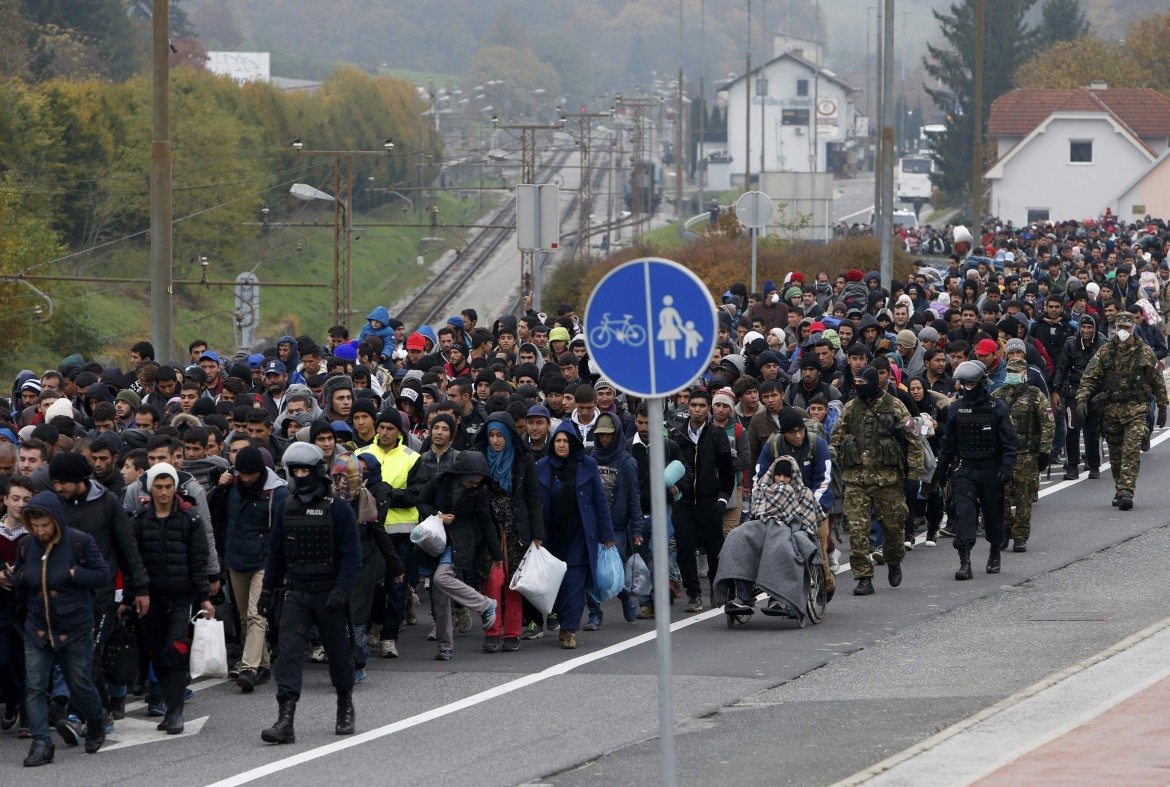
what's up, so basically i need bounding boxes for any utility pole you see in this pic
[873,1,884,222]
[745,0,752,189]
[492,117,567,299]
[293,142,395,325]
[150,0,173,362]
[698,0,706,216]
[759,0,767,178]
[878,0,895,289]
[971,0,985,224]
[676,0,685,239]
[575,111,612,258]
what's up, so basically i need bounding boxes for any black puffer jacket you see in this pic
[131,503,211,603]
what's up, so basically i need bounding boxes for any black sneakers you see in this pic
[853,577,875,596]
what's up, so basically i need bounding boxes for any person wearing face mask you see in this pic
[935,361,1018,580]
[992,358,1055,553]
[259,442,361,744]
[1075,311,1168,511]
[829,366,924,597]
[747,280,790,333]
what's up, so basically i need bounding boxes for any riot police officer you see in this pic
[936,361,1019,580]
[259,442,361,744]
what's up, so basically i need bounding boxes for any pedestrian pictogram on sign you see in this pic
[584,257,717,398]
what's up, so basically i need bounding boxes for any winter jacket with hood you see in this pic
[471,411,545,544]
[12,492,110,648]
[277,335,303,385]
[587,412,642,536]
[223,468,289,573]
[1052,315,1102,399]
[537,421,616,575]
[358,307,397,357]
[417,450,503,574]
[321,374,355,421]
[58,478,148,605]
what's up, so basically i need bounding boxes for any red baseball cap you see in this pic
[406,333,427,351]
[975,338,999,356]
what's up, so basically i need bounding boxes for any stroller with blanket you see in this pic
[714,455,828,628]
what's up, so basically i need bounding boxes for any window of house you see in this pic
[796,79,809,97]
[1069,140,1093,163]
[1026,209,1050,223]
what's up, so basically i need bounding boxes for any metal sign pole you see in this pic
[647,396,676,786]
[751,226,758,295]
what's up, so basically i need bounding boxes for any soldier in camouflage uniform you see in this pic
[829,366,924,596]
[1075,310,1169,511]
[993,356,1055,552]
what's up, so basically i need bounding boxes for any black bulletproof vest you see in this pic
[283,498,336,583]
[954,402,999,461]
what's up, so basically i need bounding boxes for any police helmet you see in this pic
[952,360,988,386]
[282,441,328,479]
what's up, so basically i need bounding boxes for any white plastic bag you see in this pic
[189,612,228,679]
[624,552,652,597]
[410,514,447,557]
[509,542,567,616]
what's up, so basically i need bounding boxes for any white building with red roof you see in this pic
[985,83,1170,224]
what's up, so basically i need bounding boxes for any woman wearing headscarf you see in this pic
[474,412,544,653]
[537,422,615,649]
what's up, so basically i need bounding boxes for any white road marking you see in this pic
[209,421,1170,784]
[101,715,210,752]
[837,204,876,222]
[205,603,732,786]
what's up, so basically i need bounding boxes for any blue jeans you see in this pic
[638,513,680,608]
[25,634,104,742]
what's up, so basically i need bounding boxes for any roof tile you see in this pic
[989,87,1170,138]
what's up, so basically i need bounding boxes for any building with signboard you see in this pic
[720,47,860,180]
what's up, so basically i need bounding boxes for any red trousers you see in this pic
[483,565,523,638]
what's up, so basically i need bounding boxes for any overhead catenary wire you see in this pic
[18,160,334,274]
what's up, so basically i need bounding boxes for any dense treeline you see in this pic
[0,65,434,355]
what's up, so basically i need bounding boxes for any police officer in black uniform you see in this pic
[259,442,361,744]
[935,361,1019,581]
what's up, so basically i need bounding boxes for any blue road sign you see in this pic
[584,257,718,398]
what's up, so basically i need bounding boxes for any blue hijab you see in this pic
[485,418,515,493]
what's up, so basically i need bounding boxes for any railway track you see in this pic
[394,148,575,328]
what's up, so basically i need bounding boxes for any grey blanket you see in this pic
[713,518,821,616]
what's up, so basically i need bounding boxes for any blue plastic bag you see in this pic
[592,545,624,602]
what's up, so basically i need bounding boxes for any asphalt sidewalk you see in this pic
[856,618,1170,787]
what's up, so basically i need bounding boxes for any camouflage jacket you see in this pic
[830,392,924,486]
[1076,338,1168,409]
[993,383,1055,455]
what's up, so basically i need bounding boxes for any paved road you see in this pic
[4,416,1169,785]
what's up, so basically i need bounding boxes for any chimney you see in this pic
[1089,80,1108,91]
